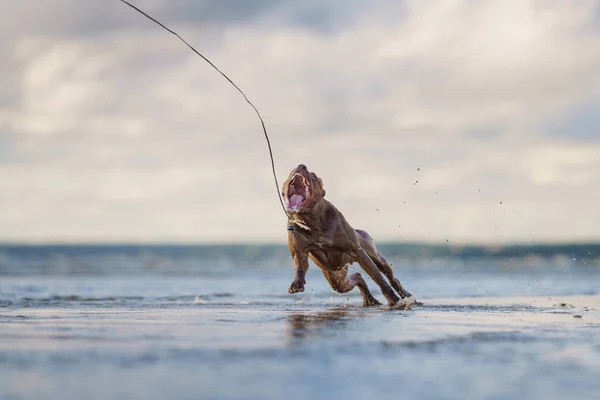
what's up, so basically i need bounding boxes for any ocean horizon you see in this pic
[1,241,598,277]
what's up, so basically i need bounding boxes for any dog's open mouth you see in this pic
[286,173,311,210]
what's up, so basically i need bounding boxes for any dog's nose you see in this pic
[298,164,307,170]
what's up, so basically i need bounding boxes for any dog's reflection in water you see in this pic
[287,307,357,342]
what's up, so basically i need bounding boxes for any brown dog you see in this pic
[282,164,415,307]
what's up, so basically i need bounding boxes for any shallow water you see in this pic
[1,248,599,400]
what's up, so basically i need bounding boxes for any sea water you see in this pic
[0,245,599,400]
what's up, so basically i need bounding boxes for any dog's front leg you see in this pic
[288,253,309,294]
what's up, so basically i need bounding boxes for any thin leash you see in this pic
[119,0,289,221]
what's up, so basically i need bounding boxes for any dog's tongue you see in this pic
[289,194,305,208]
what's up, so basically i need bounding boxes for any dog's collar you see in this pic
[288,215,311,231]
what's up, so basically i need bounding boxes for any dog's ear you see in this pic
[318,178,326,197]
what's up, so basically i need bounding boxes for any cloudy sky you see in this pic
[1,0,600,244]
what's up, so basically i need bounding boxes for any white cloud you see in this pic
[1,0,600,243]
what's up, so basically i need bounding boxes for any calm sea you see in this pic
[1,244,599,400]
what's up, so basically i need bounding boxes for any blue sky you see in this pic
[1,0,600,243]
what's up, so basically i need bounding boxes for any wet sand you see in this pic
[1,290,599,400]
[1,252,599,400]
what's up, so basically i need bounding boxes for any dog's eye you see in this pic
[311,173,317,180]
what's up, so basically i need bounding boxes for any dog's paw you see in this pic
[397,296,417,310]
[288,280,305,294]
[362,296,382,307]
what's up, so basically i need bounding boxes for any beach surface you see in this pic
[1,247,599,400]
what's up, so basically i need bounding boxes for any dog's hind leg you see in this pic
[321,268,382,307]
[373,252,413,299]
[356,229,413,299]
